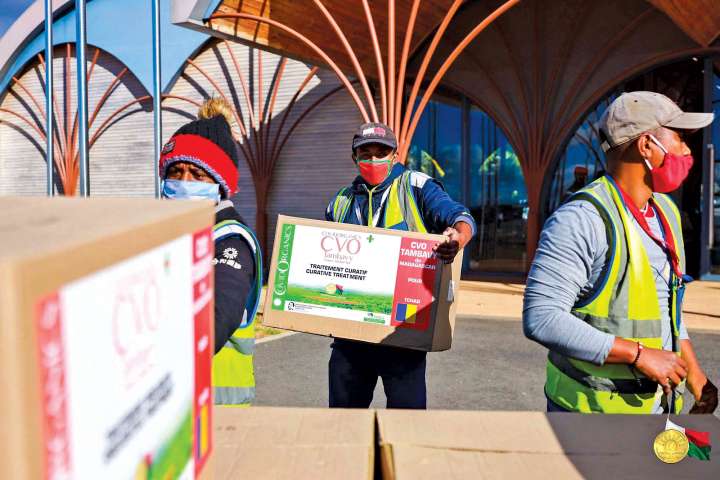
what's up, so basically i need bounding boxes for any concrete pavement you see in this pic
[254,316,720,415]
[456,280,720,331]
[253,280,719,413]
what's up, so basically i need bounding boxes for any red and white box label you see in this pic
[34,229,213,479]
[390,237,438,331]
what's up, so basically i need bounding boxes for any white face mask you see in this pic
[161,179,220,203]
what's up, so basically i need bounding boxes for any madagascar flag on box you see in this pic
[666,419,711,460]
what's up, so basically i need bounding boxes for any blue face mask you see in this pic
[161,179,220,202]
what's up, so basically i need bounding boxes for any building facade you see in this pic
[1,0,719,280]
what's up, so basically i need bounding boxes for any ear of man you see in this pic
[634,132,657,161]
[608,130,660,166]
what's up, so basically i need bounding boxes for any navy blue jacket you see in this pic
[213,202,256,354]
[325,163,477,235]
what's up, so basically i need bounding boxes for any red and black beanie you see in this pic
[159,115,239,198]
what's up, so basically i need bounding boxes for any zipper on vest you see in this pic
[367,185,375,227]
[360,184,390,228]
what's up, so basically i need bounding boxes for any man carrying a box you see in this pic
[160,98,262,407]
[325,122,476,409]
[523,91,718,415]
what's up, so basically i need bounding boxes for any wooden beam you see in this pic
[648,0,720,46]
[205,0,455,81]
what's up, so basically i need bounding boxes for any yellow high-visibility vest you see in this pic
[330,171,427,232]
[545,176,687,414]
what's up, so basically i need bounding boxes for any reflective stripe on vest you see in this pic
[654,193,687,339]
[331,187,353,225]
[211,219,262,406]
[225,336,254,355]
[545,176,686,414]
[212,328,255,406]
[214,386,256,406]
[212,220,263,327]
[330,171,427,232]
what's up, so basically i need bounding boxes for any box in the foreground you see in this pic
[263,215,462,351]
[0,197,216,480]
[377,410,720,479]
[213,406,374,479]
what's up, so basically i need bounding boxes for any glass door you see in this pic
[466,105,527,274]
[707,69,720,275]
[711,156,720,274]
[710,131,720,275]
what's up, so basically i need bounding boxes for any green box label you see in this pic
[271,223,295,310]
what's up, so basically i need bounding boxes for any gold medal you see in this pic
[653,429,689,464]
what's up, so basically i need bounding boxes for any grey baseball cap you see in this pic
[352,122,397,151]
[599,91,714,152]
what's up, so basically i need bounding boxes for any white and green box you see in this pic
[263,216,462,351]
[0,197,215,480]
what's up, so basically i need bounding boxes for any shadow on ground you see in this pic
[255,317,720,416]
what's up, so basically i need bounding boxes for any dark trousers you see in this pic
[329,339,427,409]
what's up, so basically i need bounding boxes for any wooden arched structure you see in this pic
[174,0,720,268]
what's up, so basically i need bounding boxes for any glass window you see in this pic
[406,98,463,201]
[546,97,613,214]
[711,71,720,274]
[467,106,527,273]
[406,98,527,274]
[433,100,462,201]
[546,58,707,276]
[406,103,432,175]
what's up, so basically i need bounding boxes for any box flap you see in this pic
[0,196,212,263]
[383,445,583,480]
[215,445,369,480]
[214,407,375,480]
[377,411,564,453]
[377,410,720,479]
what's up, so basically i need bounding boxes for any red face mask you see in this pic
[645,134,693,193]
[357,158,392,186]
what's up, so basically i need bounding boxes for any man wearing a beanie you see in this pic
[324,122,476,409]
[160,98,262,407]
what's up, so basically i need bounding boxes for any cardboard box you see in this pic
[213,406,375,479]
[263,215,462,351]
[377,410,720,479]
[0,196,216,480]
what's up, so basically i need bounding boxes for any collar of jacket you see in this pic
[215,199,248,225]
[350,162,406,194]
[215,199,234,213]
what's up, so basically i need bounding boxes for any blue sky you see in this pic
[0,0,34,38]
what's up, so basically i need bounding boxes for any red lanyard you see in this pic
[611,179,683,279]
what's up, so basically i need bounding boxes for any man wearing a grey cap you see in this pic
[523,91,718,414]
[324,122,476,409]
